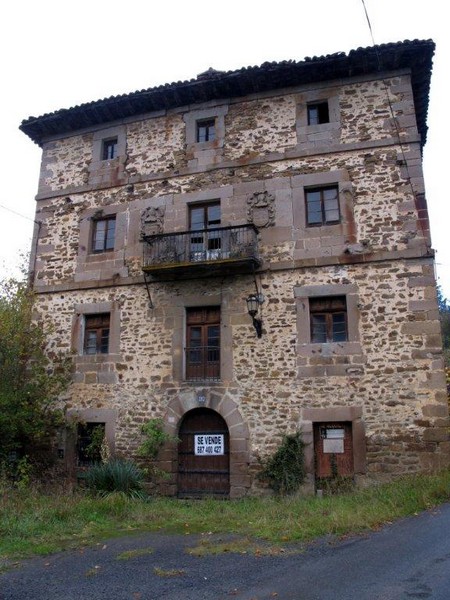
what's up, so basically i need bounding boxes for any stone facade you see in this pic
[22,41,449,496]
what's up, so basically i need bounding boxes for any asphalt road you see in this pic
[2,503,450,600]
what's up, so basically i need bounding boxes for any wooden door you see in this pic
[314,422,354,479]
[178,408,230,497]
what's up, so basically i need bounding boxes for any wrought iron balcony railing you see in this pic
[185,345,220,381]
[142,224,259,277]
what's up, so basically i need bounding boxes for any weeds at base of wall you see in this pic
[257,431,306,495]
[316,476,354,497]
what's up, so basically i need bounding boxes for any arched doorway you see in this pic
[178,408,230,497]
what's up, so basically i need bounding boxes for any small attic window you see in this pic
[196,119,216,143]
[102,138,118,160]
[307,102,329,125]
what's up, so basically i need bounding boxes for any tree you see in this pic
[0,274,70,474]
[437,286,450,368]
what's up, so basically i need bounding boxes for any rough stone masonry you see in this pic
[21,40,449,496]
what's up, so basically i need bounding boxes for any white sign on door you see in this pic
[194,434,224,455]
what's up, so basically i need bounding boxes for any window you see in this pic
[84,313,110,354]
[310,296,347,343]
[305,186,340,226]
[76,422,105,466]
[307,102,329,125]
[186,307,220,381]
[196,119,216,143]
[92,216,116,253]
[102,138,118,160]
[189,202,221,260]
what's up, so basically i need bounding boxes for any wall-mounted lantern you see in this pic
[246,293,264,338]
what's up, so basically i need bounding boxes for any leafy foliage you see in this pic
[84,459,146,498]
[137,418,177,459]
[136,418,179,481]
[258,431,306,495]
[437,286,450,368]
[0,274,70,474]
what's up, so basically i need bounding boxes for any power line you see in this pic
[359,0,431,254]
[0,202,40,225]
[361,0,376,46]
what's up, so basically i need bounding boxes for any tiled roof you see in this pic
[20,39,434,147]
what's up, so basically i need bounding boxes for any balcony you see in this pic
[142,224,260,279]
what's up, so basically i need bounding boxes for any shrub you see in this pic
[84,459,145,498]
[258,431,306,495]
[137,418,177,460]
[0,273,71,476]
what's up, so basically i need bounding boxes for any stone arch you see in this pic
[162,389,250,498]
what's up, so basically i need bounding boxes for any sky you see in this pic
[0,0,448,298]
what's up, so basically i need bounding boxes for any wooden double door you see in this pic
[178,408,230,498]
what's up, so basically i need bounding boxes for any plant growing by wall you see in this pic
[137,418,179,479]
[137,419,174,459]
[0,272,71,480]
[258,431,306,495]
[84,458,145,498]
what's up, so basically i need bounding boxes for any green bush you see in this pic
[137,418,177,459]
[258,431,306,495]
[84,459,145,498]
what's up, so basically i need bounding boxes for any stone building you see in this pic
[20,39,449,497]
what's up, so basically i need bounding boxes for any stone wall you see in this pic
[30,69,449,493]
[34,256,449,486]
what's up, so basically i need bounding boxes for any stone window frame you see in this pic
[294,283,364,377]
[91,214,116,254]
[170,293,233,385]
[292,169,354,240]
[171,185,234,232]
[66,408,117,463]
[77,204,126,266]
[295,283,360,346]
[88,125,127,185]
[72,301,121,360]
[300,406,367,480]
[184,105,227,148]
[296,88,341,146]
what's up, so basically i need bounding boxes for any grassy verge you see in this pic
[1,470,450,560]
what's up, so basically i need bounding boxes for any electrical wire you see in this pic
[0,202,40,225]
[359,0,431,254]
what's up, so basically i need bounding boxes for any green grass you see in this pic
[1,470,450,561]
[116,547,154,560]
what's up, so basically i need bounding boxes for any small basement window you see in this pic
[77,422,106,466]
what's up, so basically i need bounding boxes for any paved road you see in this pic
[2,503,450,599]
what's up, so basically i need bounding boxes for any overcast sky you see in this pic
[1,0,448,298]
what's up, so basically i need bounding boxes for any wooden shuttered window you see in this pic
[186,307,220,381]
[310,296,347,343]
[84,313,110,355]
